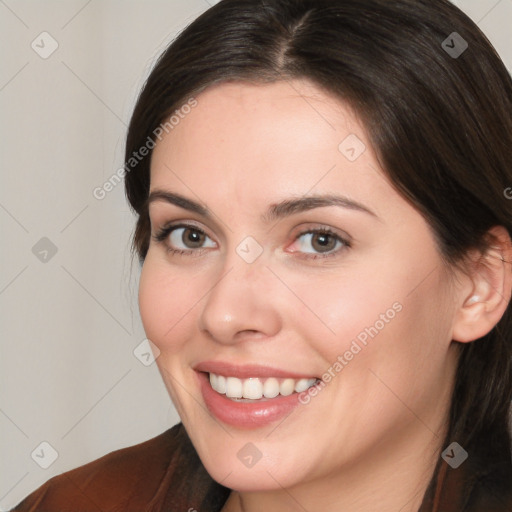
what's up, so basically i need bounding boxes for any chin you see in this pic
[207,462,297,492]
[197,441,307,492]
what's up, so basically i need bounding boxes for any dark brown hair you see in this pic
[124,0,512,497]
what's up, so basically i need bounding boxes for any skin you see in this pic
[138,79,511,512]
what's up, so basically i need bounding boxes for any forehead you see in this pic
[148,80,400,222]
[151,80,354,162]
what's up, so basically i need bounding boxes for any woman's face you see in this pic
[139,80,462,491]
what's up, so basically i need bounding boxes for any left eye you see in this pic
[290,230,348,255]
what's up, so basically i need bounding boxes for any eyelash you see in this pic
[151,223,351,260]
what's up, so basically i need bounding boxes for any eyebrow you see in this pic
[147,189,379,223]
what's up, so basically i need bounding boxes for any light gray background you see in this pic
[0,0,510,509]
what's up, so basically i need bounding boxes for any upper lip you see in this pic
[194,361,318,379]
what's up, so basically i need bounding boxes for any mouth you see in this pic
[207,372,319,402]
[193,361,322,427]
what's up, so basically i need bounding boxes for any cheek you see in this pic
[292,263,452,390]
[138,257,198,354]
[289,268,404,358]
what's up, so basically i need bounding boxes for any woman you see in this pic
[12,0,512,510]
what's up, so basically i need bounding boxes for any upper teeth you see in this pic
[209,373,318,399]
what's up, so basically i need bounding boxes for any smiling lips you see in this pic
[209,373,318,401]
[194,361,321,424]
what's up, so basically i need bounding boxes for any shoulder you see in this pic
[10,422,229,512]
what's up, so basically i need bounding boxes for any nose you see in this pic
[197,255,282,345]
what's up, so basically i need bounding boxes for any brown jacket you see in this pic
[11,422,512,511]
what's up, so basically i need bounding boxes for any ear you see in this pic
[452,225,512,343]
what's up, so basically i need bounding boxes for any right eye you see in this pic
[152,223,217,256]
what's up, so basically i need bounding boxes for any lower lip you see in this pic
[197,371,304,429]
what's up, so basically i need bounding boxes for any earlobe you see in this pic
[451,226,512,343]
